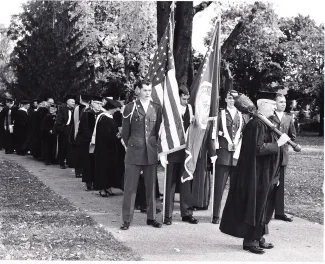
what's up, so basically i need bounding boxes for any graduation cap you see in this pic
[5,96,14,102]
[65,94,75,102]
[256,91,278,101]
[91,95,103,103]
[80,93,92,102]
[20,100,30,105]
[103,98,122,110]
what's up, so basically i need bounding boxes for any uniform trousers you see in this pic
[122,163,157,223]
[213,165,235,218]
[275,166,286,216]
[164,162,192,219]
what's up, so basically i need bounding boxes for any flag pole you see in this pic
[209,17,221,222]
[162,1,176,223]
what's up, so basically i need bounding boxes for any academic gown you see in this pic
[31,107,49,159]
[219,117,281,240]
[67,104,87,168]
[76,108,101,184]
[13,109,29,155]
[0,109,5,149]
[94,115,124,190]
[40,113,57,163]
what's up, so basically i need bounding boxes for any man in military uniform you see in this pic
[212,90,247,224]
[269,93,296,222]
[120,80,163,230]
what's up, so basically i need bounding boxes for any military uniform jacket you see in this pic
[215,108,247,166]
[269,112,296,166]
[122,99,162,165]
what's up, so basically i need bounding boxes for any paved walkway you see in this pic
[0,152,323,261]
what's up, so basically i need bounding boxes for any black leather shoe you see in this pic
[259,241,274,249]
[147,219,162,228]
[274,214,293,222]
[60,165,66,169]
[85,183,92,191]
[120,222,130,230]
[182,216,198,224]
[243,245,265,254]
[212,217,220,224]
[163,218,172,225]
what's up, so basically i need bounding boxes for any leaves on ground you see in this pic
[0,159,140,261]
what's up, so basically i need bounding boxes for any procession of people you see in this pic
[0,81,297,255]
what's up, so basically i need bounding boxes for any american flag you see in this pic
[146,10,185,155]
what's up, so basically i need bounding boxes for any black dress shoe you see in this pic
[182,216,198,224]
[99,191,108,197]
[85,183,92,191]
[212,217,220,224]
[163,218,172,225]
[259,241,274,249]
[243,245,265,254]
[147,219,162,228]
[274,214,293,222]
[60,165,66,169]
[120,222,130,230]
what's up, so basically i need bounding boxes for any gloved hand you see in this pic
[159,155,168,168]
[277,133,290,147]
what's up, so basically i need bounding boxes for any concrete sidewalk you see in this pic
[1,152,323,261]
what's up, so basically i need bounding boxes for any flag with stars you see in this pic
[182,19,221,182]
[145,9,185,155]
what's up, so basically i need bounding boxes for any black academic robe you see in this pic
[2,106,18,153]
[76,108,101,184]
[31,107,49,158]
[94,115,124,190]
[25,109,37,152]
[68,104,87,168]
[219,117,281,239]
[13,109,29,155]
[41,113,57,163]
[0,108,5,149]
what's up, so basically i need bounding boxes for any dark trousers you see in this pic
[213,165,235,218]
[57,128,69,166]
[4,131,14,153]
[243,183,277,244]
[122,163,157,223]
[275,166,286,216]
[164,162,193,219]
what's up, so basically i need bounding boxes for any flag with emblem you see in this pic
[145,4,185,155]
[182,19,221,182]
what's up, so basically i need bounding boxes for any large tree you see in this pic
[7,1,92,101]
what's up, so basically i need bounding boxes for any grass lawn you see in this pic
[0,159,140,261]
[285,133,324,224]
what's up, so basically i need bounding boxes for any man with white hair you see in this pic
[220,92,291,255]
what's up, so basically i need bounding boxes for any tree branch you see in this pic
[221,1,266,57]
[194,1,213,15]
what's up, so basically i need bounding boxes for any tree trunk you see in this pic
[157,1,194,88]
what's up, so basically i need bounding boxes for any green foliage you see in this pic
[205,1,324,101]
[6,1,157,101]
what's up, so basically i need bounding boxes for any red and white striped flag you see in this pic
[146,6,185,155]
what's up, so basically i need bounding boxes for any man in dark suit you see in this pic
[53,95,75,169]
[211,90,247,224]
[120,80,163,230]
[2,97,17,154]
[160,86,198,225]
[14,100,30,155]
[269,93,296,222]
